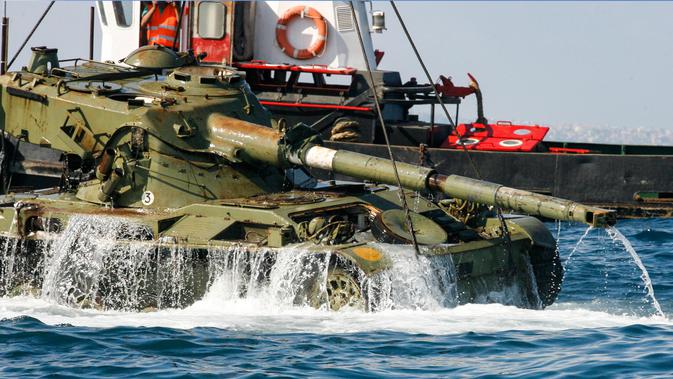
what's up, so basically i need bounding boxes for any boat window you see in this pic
[112,0,133,27]
[197,1,226,39]
[97,1,108,26]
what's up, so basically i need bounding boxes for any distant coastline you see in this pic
[545,124,673,146]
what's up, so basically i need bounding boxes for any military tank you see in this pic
[0,46,614,311]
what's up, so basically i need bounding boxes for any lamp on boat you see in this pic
[371,11,386,33]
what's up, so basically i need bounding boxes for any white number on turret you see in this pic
[142,191,155,206]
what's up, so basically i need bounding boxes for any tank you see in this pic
[0,47,615,311]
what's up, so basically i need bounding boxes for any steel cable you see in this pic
[7,1,54,71]
[349,2,421,256]
[389,0,513,248]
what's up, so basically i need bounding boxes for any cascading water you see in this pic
[561,223,665,318]
[201,244,462,312]
[607,226,665,318]
[360,243,543,310]
[206,248,333,310]
[364,244,458,311]
[41,216,161,310]
[0,213,549,312]
[0,214,606,313]
[565,226,594,267]
[5,215,337,311]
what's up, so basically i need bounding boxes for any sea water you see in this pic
[1,218,673,377]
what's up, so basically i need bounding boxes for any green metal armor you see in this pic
[0,46,614,311]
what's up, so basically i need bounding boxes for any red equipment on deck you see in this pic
[441,122,550,152]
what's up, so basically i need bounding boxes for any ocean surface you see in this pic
[2,218,673,377]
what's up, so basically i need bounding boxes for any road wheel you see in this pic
[324,267,365,311]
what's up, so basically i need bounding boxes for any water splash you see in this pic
[565,226,594,267]
[205,244,462,312]
[361,244,541,310]
[204,248,333,311]
[364,244,457,311]
[39,216,337,311]
[2,215,544,312]
[41,216,160,310]
[607,226,665,318]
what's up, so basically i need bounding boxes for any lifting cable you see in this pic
[6,1,54,71]
[348,2,421,256]
[388,1,513,248]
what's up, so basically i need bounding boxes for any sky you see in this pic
[3,1,673,141]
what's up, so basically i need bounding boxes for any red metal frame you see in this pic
[259,101,372,112]
[235,61,356,75]
[548,147,592,154]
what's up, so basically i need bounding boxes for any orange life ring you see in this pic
[276,6,327,60]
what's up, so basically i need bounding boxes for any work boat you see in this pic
[83,1,673,218]
[0,46,613,311]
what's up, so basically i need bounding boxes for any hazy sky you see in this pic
[4,1,673,130]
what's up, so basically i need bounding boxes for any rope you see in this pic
[389,1,513,248]
[349,2,421,257]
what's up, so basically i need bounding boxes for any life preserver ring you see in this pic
[276,6,327,60]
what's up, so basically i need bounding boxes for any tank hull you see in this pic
[0,196,562,311]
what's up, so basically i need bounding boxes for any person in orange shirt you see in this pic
[141,1,180,49]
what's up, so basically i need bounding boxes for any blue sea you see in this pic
[2,218,673,377]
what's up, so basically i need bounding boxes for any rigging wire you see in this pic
[6,0,54,71]
[388,0,513,248]
[388,0,482,179]
[348,1,421,256]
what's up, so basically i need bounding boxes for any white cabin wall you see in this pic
[95,1,376,69]
[253,1,376,69]
[98,1,141,63]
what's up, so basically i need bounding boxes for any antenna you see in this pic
[1,0,7,74]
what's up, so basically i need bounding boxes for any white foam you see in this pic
[0,296,668,335]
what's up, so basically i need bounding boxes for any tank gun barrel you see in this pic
[207,113,615,227]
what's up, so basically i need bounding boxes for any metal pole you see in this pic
[7,1,54,71]
[430,103,435,146]
[89,6,94,60]
[1,16,8,74]
[172,1,186,51]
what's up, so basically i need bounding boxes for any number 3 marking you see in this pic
[142,191,155,206]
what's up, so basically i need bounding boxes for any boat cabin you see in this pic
[96,1,377,69]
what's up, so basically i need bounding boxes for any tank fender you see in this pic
[504,215,556,249]
[333,245,393,276]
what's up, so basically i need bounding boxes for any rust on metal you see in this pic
[95,148,115,180]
